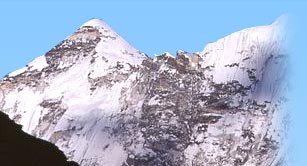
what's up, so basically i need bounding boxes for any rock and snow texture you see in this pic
[0,17,288,166]
[0,112,79,166]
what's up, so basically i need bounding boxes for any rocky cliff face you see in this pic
[0,18,288,166]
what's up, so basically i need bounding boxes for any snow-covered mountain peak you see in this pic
[200,16,287,90]
[3,18,147,87]
[201,16,286,52]
[0,16,288,166]
[69,18,147,65]
[81,18,110,29]
[272,14,288,27]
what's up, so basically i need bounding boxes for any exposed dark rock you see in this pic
[0,111,79,166]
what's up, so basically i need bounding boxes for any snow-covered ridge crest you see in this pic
[200,15,287,93]
[202,15,287,55]
[81,18,111,28]
[4,18,147,79]
[76,18,146,64]
[0,16,288,166]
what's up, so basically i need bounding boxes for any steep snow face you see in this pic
[200,18,287,103]
[0,19,147,165]
[0,17,288,166]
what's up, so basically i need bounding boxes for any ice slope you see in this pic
[1,19,147,165]
[0,17,288,166]
[201,16,287,103]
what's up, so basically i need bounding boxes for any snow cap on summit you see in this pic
[81,18,112,29]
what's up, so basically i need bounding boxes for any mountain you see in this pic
[0,17,288,166]
[0,111,79,166]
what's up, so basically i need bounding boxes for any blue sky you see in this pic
[0,0,292,77]
[0,0,306,165]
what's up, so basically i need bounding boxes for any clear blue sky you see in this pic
[0,0,292,77]
[0,0,306,165]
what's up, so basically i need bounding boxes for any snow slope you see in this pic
[0,17,288,166]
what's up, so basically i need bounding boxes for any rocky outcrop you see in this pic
[0,17,288,166]
[0,111,79,166]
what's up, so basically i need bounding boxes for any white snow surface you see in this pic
[28,55,49,71]
[0,17,288,166]
[7,67,27,77]
[200,17,287,103]
[82,18,145,65]
[1,19,147,166]
[81,19,111,29]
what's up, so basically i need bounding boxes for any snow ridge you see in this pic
[0,17,288,166]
